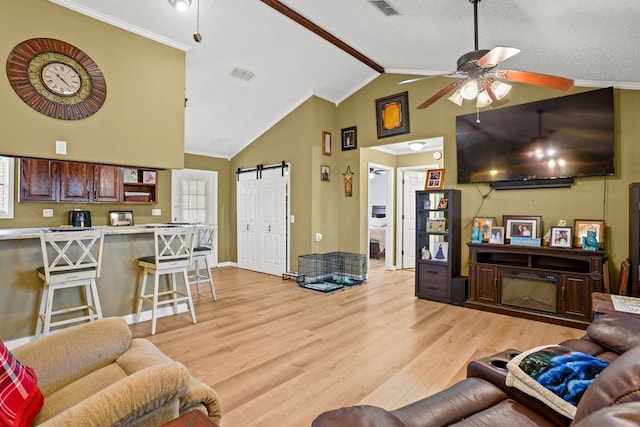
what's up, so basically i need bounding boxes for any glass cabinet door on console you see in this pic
[415,189,461,303]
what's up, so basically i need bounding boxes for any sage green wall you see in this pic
[337,73,639,282]
[229,97,338,269]
[1,0,186,170]
[183,154,232,262]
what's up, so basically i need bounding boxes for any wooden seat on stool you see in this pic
[36,228,105,337]
[135,226,196,335]
[189,225,217,300]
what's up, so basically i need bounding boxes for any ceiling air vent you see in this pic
[230,67,255,81]
[369,0,399,16]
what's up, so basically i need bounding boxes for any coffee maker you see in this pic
[69,210,92,227]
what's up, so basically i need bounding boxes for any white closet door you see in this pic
[237,173,259,271]
[402,171,427,269]
[258,168,286,276]
[237,167,288,275]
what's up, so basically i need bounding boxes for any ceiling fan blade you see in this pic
[417,79,467,109]
[399,72,459,85]
[477,47,521,68]
[495,69,574,90]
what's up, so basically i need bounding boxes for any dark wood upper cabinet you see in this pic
[20,158,59,202]
[93,164,122,202]
[20,158,143,204]
[60,162,93,202]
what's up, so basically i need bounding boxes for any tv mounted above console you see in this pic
[456,87,614,190]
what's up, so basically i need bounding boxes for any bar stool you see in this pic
[36,228,105,337]
[135,226,196,335]
[189,225,217,300]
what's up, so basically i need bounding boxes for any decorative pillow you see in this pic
[506,345,608,419]
[0,341,44,426]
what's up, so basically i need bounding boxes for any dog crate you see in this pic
[297,252,367,292]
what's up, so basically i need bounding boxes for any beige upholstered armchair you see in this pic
[12,317,221,426]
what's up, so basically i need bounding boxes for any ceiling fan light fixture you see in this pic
[460,80,478,100]
[476,90,492,108]
[491,80,512,99]
[448,89,464,106]
[169,0,192,12]
[408,141,425,151]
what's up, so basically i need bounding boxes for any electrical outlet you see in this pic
[43,209,53,217]
[151,209,161,216]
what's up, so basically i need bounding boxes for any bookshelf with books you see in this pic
[415,189,461,303]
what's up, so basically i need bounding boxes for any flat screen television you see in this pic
[456,87,614,189]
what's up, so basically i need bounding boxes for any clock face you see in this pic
[6,38,107,120]
[433,151,442,160]
[41,62,81,95]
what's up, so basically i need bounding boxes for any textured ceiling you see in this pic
[51,0,640,159]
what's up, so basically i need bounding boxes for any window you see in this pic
[180,178,207,223]
[0,157,14,219]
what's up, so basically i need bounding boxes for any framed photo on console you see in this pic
[473,217,497,242]
[573,219,605,248]
[502,215,542,243]
[550,226,572,248]
[425,168,445,190]
[489,227,505,244]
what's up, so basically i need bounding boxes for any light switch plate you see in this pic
[55,140,67,155]
[43,209,53,217]
[151,209,161,216]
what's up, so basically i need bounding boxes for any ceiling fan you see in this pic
[401,0,574,109]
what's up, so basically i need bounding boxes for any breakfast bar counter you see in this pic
[0,224,214,341]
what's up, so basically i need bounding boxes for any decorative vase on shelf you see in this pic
[471,226,482,244]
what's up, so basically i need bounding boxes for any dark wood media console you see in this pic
[466,243,606,329]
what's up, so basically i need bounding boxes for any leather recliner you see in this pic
[312,313,640,427]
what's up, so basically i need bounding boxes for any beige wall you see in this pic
[1,0,185,169]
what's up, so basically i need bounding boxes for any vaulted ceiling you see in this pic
[52,0,640,159]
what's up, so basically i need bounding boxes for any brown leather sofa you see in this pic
[312,313,640,427]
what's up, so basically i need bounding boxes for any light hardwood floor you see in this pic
[129,259,585,427]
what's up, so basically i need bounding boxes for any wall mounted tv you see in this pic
[456,87,614,189]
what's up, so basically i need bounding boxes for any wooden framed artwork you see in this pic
[375,91,410,139]
[550,226,572,248]
[341,126,357,151]
[142,170,156,184]
[473,217,497,242]
[123,168,138,183]
[322,131,332,156]
[425,169,445,190]
[489,227,505,244]
[573,219,605,248]
[502,215,542,243]
[321,165,330,181]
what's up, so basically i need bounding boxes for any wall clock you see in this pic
[6,38,107,120]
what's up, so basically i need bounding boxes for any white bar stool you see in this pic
[189,225,217,300]
[36,228,105,337]
[135,226,196,335]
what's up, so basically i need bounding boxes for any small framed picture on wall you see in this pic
[322,131,332,156]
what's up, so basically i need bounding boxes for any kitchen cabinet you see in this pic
[20,158,59,202]
[20,158,146,204]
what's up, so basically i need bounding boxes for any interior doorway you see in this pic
[368,163,394,270]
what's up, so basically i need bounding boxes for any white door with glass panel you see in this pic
[171,169,218,266]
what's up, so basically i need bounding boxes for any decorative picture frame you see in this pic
[341,126,357,151]
[142,170,156,184]
[573,219,605,249]
[425,168,445,190]
[473,217,497,242]
[375,91,410,139]
[322,131,332,156]
[550,226,572,248]
[489,226,505,244]
[320,165,330,182]
[437,198,448,209]
[123,168,138,183]
[502,215,542,243]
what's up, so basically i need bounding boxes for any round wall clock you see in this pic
[6,38,107,120]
